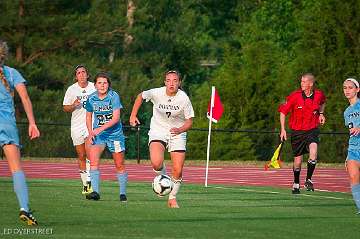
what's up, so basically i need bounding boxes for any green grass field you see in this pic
[0,177,359,239]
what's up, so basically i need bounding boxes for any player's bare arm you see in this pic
[16,83,40,139]
[319,103,326,125]
[93,109,121,136]
[86,111,94,144]
[129,93,143,126]
[279,112,287,141]
[349,127,360,136]
[170,118,193,135]
[63,98,81,113]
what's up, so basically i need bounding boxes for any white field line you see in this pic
[207,185,353,201]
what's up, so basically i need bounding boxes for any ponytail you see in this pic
[0,67,13,97]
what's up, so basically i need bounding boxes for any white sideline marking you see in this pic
[186,167,223,170]
[208,185,280,194]
[301,194,352,201]
[207,185,352,201]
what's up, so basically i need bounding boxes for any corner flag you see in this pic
[265,142,283,170]
[207,88,224,123]
[205,86,224,187]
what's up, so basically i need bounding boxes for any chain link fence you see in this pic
[1,122,349,164]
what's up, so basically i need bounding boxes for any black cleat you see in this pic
[86,191,100,200]
[304,179,314,191]
[120,194,127,202]
[19,210,38,226]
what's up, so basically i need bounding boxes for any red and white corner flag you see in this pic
[207,87,224,123]
[205,86,224,187]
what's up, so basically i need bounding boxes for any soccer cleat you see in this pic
[304,179,314,191]
[86,191,100,201]
[19,210,38,226]
[292,183,300,194]
[167,198,180,208]
[120,194,127,202]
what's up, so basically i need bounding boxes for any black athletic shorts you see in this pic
[290,128,320,157]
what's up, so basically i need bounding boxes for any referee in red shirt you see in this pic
[278,73,326,194]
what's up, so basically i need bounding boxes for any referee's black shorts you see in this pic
[290,128,320,157]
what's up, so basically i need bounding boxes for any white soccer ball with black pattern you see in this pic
[152,174,174,196]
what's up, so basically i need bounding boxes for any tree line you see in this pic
[1,0,359,162]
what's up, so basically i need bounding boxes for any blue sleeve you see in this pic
[10,68,26,87]
[85,98,93,112]
[112,92,123,110]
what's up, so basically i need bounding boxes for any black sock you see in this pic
[306,159,317,181]
[293,168,301,184]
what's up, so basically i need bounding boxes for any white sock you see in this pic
[80,171,88,186]
[293,183,300,189]
[153,163,167,175]
[169,177,182,200]
[86,159,91,182]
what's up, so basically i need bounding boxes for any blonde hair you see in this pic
[301,73,315,82]
[0,40,11,94]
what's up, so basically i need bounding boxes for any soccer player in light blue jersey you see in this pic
[84,72,128,202]
[343,78,360,214]
[0,40,40,225]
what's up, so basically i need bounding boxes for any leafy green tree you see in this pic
[1,0,359,162]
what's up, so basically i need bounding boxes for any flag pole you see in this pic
[205,86,215,187]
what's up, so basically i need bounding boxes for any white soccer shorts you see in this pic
[148,132,187,152]
[71,127,89,146]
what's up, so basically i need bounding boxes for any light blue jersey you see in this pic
[344,99,360,160]
[85,89,125,152]
[0,66,26,147]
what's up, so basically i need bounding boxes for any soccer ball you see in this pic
[152,174,174,196]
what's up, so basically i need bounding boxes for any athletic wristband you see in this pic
[319,112,324,115]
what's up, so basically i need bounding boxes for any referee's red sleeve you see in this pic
[278,95,293,115]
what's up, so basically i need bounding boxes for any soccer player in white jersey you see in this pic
[63,65,96,195]
[130,70,194,208]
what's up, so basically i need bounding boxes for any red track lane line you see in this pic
[0,161,351,193]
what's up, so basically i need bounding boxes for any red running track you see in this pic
[0,161,350,193]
